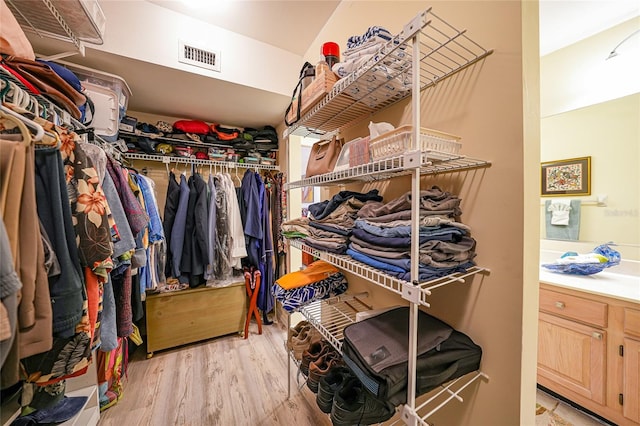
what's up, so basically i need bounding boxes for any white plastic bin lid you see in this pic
[83,81,119,138]
[54,59,132,108]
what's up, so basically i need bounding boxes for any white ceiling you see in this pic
[22,1,640,128]
[148,0,340,56]
[539,0,640,55]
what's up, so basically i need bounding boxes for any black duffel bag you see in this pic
[341,306,482,405]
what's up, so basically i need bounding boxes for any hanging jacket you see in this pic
[163,172,180,277]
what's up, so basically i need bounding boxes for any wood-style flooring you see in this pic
[97,320,609,426]
[97,321,335,426]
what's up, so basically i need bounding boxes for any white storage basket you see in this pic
[369,125,462,161]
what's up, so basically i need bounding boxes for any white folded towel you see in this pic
[548,200,572,225]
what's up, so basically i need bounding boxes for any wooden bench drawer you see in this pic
[146,283,247,354]
[624,308,640,337]
[539,288,608,328]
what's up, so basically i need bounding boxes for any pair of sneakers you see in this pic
[316,365,353,413]
[317,366,395,425]
[300,340,331,376]
[288,321,320,360]
[307,350,342,393]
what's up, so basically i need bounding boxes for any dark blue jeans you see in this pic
[34,147,84,339]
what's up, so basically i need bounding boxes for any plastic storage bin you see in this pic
[369,125,462,161]
[333,137,370,172]
[56,60,132,141]
[81,81,120,141]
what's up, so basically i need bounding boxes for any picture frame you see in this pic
[541,156,591,196]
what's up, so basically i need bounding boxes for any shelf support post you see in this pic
[404,9,424,426]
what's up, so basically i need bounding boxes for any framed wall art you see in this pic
[541,156,591,196]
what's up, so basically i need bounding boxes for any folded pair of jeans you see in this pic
[12,396,87,425]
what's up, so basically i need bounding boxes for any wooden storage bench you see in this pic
[145,282,247,357]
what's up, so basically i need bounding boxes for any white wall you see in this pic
[540,16,640,260]
[540,94,640,258]
[541,16,640,117]
[296,2,536,424]
[93,0,300,96]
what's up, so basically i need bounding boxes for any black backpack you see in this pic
[341,306,482,405]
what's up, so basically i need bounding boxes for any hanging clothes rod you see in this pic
[0,68,123,162]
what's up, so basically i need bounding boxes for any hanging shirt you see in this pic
[189,173,209,286]
[259,181,275,314]
[170,174,190,280]
[163,172,181,277]
[241,169,263,268]
[102,172,136,259]
[213,175,232,280]
[204,174,217,281]
[222,174,247,268]
[180,175,197,278]
[61,138,114,275]
[106,156,149,238]
[138,175,165,244]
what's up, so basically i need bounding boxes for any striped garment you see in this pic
[272,272,347,312]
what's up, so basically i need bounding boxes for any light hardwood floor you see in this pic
[97,319,609,426]
[97,321,337,426]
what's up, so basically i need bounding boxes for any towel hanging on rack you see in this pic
[548,199,571,226]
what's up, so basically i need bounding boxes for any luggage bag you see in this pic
[342,307,482,405]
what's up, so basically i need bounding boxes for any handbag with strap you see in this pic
[284,61,314,126]
[305,135,344,178]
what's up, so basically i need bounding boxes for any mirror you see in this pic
[539,13,640,261]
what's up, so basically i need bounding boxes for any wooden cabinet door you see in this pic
[538,312,606,404]
[624,338,640,423]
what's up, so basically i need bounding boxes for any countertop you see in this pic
[539,268,640,304]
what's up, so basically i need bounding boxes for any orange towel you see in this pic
[275,260,339,290]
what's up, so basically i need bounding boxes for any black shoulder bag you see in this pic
[284,61,314,126]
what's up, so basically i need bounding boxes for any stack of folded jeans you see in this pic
[282,190,383,254]
[347,186,476,282]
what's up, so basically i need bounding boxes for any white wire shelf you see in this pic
[394,371,489,426]
[285,151,490,190]
[284,7,493,138]
[6,0,106,52]
[119,130,279,153]
[285,293,371,399]
[122,153,280,171]
[297,292,372,352]
[287,239,488,307]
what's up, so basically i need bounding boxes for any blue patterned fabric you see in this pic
[272,272,348,312]
[347,26,393,49]
[542,244,621,275]
[137,175,164,243]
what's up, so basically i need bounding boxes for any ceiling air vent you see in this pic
[178,41,220,72]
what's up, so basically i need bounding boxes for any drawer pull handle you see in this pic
[592,332,603,340]
[555,301,565,309]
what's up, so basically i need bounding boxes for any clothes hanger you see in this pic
[1,79,26,109]
[0,110,32,146]
[0,104,44,142]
